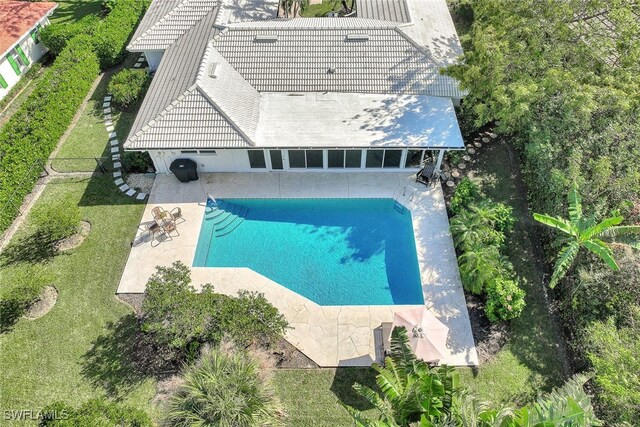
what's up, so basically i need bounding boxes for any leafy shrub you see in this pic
[585,316,640,425]
[0,35,99,233]
[485,277,526,322]
[122,151,153,173]
[40,399,152,426]
[0,266,53,332]
[450,177,481,214]
[39,15,99,56]
[30,200,82,241]
[141,262,289,361]
[108,69,150,109]
[102,0,118,13]
[92,0,150,68]
[166,344,283,427]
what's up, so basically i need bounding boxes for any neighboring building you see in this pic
[125,0,467,174]
[0,1,58,100]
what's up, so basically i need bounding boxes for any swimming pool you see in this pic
[193,198,423,306]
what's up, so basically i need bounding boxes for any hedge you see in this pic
[39,15,100,57]
[92,0,150,69]
[0,36,99,232]
[41,0,150,69]
[0,0,149,232]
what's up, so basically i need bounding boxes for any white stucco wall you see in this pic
[143,51,163,72]
[145,148,442,174]
[0,17,51,101]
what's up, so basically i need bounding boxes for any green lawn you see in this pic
[53,55,140,173]
[455,139,568,405]
[300,1,340,17]
[0,176,154,424]
[273,368,378,426]
[49,0,103,25]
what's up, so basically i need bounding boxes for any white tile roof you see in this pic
[211,22,464,97]
[357,0,411,23]
[127,0,218,51]
[125,0,467,150]
[196,40,261,140]
[125,86,250,149]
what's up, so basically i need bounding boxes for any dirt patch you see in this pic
[465,293,509,364]
[24,286,58,320]
[57,221,91,252]
[117,293,145,312]
[272,339,319,368]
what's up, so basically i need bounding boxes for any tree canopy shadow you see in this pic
[330,367,379,411]
[81,314,178,400]
[0,231,59,267]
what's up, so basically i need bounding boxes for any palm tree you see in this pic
[342,327,460,426]
[165,345,283,427]
[533,184,640,288]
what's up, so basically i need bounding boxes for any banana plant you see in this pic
[533,184,640,288]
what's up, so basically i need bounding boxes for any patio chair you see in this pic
[416,164,436,186]
[374,322,394,365]
[170,207,184,223]
[151,206,167,219]
[161,220,180,238]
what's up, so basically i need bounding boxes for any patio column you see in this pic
[435,149,445,171]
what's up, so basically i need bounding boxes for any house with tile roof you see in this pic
[0,1,57,100]
[125,0,467,174]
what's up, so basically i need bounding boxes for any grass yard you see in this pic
[300,1,340,17]
[52,54,141,173]
[49,0,103,25]
[0,176,154,424]
[455,139,568,405]
[273,368,378,426]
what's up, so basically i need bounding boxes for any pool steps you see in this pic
[205,200,248,237]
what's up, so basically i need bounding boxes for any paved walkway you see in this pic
[117,172,478,367]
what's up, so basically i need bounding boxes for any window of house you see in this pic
[30,26,41,44]
[405,149,423,168]
[248,150,266,168]
[383,150,402,168]
[306,150,323,168]
[269,150,283,169]
[365,150,384,168]
[288,150,305,168]
[328,150,344,168]
[345,150,362,168]
[180,150,197,154]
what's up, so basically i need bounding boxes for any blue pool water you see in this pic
[193,198,423,306]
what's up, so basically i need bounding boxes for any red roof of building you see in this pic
[0,1,58,55]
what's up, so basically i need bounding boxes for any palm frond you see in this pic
[597,225,640,250]
[567,184,582,224]
[549,241,580,288]
[582,216,623,240]
[533,213,577,237]
[353,383,395,420]
[583,239,619,271]
[389,326,417,368]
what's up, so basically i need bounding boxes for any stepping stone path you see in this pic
[446,180,455,187]
[451,169,460,178]
[133,54,146,69]
[468,148,476,154]
[102,94,147,201]
[462,155,471,162]
[482,137,490,143]
[474,141,482,148]
[458,163,466,170]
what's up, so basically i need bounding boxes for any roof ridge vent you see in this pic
[346,33,369,41]
[254,34,278,43]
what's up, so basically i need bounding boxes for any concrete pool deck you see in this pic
[117,172,478,367]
